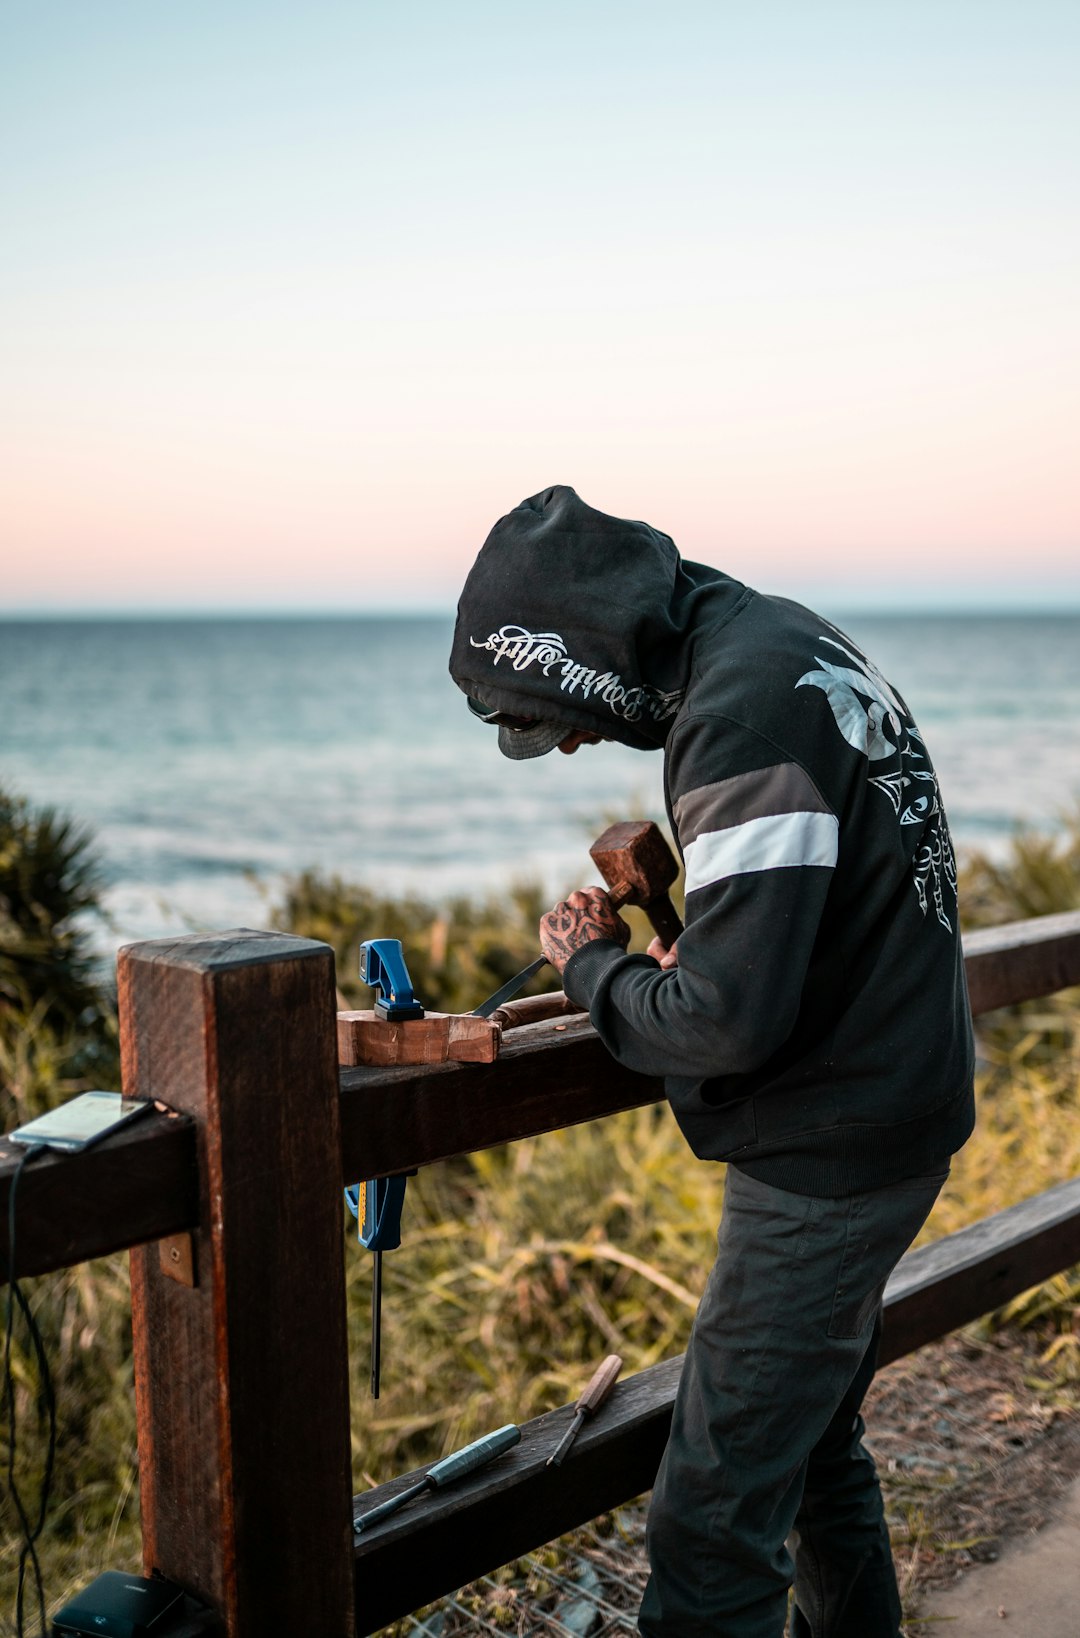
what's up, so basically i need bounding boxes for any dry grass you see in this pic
[3,807,1080,1625]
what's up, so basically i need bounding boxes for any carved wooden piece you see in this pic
[352,1172,1080,1632]
[490,990,584,1031]
[337,1010,500,1067]
[121,929,354,1638]
[590,820,684,948]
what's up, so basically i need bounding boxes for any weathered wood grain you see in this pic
[5,912,1079,1282]
[121,929,355,1638]
[353,1360,679,1634]
[0,1113,197,1280]
[353,1172,1080,1632]
[2,910,1075,1277]
[339,1013,665,1180]
[339,911,1080,1180]
[879,1173,1080,1364]
[0,913,1078,1635]
[963,909,1080,1014]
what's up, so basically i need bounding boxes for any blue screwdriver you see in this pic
[344,1174,409,1398]
[345,939,425,1397]
[353,1423,521,1533]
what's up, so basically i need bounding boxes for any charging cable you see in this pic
[4,1145,57,1638]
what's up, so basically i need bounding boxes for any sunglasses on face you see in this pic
[466,696,538,732]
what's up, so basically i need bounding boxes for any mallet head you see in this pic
[589,820,678,906]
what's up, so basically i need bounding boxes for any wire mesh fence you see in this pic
[397,1506,650,1636]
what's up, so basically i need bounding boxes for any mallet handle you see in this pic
[607,882,683,951]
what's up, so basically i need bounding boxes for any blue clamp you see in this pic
[359,938,426,1022]
[344,1176,409,1250]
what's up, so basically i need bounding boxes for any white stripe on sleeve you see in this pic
[683,810,839,896]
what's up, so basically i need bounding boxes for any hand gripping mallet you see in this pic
[589,821,684,948]
[471,819,686,1034]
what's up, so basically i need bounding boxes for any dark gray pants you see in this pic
[639,1164,947,1638]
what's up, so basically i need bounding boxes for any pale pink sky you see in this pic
[2,3,1078,612]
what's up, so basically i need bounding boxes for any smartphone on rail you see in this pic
[9,1090,154,1153]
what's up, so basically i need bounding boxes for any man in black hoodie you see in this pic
[450,486,974,1638]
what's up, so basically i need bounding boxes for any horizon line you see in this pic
[4,603,1080,622]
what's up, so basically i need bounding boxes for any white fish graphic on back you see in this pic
[797,634,958,931]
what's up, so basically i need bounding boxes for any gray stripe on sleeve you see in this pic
[674,762,833,848]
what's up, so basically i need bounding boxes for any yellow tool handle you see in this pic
[576,1353,623,1417]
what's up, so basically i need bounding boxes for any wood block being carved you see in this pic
[337,1011,500,1068]
[446,1012,502,1062]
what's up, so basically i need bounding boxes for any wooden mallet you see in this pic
[589,819,684,950]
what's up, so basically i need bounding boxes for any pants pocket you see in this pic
[827,1195,884,1339]
[827,1172,947,1340]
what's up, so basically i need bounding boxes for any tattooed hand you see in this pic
[539,887,631,973]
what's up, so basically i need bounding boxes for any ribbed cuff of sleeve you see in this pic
[563,939,628,1008]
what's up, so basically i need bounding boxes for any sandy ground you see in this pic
[867,1329,1080,1623]
[875,1328,1080,1636]
[914,1476,1080,1635]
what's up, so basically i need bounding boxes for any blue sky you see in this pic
[2,2,1078,612]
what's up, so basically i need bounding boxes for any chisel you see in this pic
[472,955,548,1018]
[547,1354,623,1467]
[472,859,654,1020]
[354,1423,521,1533]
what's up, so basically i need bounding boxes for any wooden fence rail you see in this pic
[5,911,1079,1280]
[0,909,1078,1635]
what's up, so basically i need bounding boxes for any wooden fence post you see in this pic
[118,930,354,1638]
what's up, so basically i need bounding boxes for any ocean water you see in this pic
[1,613,1078,955]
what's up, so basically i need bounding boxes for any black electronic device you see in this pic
[11,1090,153,1153]
[52,1570,185,1637]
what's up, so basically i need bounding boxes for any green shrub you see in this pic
[959,806,1080,1068]
[0,790,130,1614]
[275,869,556,1015]
[0,785,118,1125]
[959,801,1080,928]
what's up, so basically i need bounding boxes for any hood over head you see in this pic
[450,485,744,753]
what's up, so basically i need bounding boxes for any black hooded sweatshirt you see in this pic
[450,486,975,1197]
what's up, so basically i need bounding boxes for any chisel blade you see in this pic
[471,955,548,1018]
